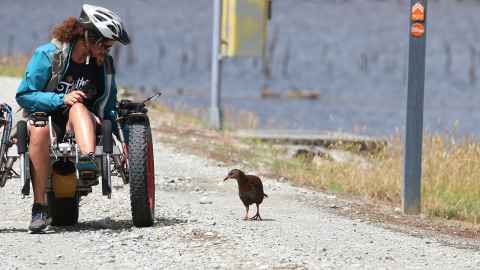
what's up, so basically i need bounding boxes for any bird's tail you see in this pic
[264,193,268,198]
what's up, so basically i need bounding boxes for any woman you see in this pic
[16,4,130,232]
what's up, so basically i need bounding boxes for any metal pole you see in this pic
[403,0,427,214]
[210,0,223,130]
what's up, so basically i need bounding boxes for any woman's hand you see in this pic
[64,90,87,107]
[91,112,101,125]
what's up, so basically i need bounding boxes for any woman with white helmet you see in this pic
[15,4,129,233]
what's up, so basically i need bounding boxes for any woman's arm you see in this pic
[15,49,65,113]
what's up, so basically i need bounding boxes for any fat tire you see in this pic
[47,192,79,226]
[127,122,155,227]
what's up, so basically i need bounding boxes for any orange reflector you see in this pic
[411,23,425,38]
[411,2,425,22]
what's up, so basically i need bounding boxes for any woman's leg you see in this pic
[68,103,96,154]
[28,125,50,204]
[28,124,51,231]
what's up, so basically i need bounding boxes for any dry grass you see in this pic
[422,136,480,223]
[267,134,480,224]
[0,54,29,77]
[147,99,480,224]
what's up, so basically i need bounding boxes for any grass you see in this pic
[421,136,480,222]
[266,134,480,224]
[146,99,480,225]
[0,55,28,77]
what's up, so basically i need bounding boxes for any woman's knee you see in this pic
[69,103,94,121]
[69,102,88,116]
[28,125,50,147]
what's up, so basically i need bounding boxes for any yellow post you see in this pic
[221,0,270,57]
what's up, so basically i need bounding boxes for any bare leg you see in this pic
[250,204,262,220]
[28,125,50,204]
[68,103,96,154]
[243,205,249,220]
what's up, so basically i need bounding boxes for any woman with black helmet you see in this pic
[15,4,130,233]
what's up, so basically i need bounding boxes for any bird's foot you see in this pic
[243,216,249,221]
[250,214,262,221]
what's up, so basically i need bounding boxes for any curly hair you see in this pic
[51,17,85,42]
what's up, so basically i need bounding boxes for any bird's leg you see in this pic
[243,205,249,220]
[250,204,262,221]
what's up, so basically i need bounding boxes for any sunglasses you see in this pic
[94,37,114,51]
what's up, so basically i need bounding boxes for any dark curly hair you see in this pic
[51,17,85,42]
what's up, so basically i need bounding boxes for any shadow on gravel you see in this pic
[238,218,276,222]
[257,218,276,222]
[51,219,134,232]
[0,228,29,233]
[155,217,187,226]
[49,217,187,233]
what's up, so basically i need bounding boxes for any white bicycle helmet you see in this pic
[79,4,130,45]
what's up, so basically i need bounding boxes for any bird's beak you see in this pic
[223,176,230,181]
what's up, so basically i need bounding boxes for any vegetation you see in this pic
[0,55,28,77]
[149,100,480,225]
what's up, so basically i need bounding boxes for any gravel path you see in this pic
[0,77,479,269]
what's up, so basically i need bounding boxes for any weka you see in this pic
[224,169,268,220]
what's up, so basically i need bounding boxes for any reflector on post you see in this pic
[411,2,425,22]
[221,0,270,57]
[411,23,425,38]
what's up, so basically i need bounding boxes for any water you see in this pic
[2,0,480,137]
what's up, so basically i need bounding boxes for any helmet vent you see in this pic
[94,14,107,22]
[107,25,118,35]
[97,10,113,19]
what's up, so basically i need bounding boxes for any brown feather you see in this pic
[224,169,268,207]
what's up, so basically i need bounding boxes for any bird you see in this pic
[223,169,268,221]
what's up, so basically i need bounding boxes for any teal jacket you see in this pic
[16,39,118,121]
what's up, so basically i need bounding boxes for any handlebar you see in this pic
[118,92,161,117]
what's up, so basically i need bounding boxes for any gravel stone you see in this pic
[199,197,213,204]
